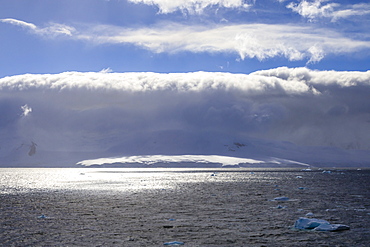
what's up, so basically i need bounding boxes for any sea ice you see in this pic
[294,217,350,231]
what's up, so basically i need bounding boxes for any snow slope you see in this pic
[3,131,369,168]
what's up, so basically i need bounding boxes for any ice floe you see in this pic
[272,196,290,201]
[322,170,332,174]
[163,241,185,245]
[294,217,350,231]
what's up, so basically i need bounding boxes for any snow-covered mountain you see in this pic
[1,68,370,168]
[2,131,369,168]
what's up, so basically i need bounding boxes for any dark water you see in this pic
[1,168,370,246]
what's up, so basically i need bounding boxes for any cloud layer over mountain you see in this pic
[1,67,369,166]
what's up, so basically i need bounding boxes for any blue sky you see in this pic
[1,0,369,77]
[1,0,370,167]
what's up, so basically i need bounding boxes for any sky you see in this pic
[0,0,370,167]
[1,0,370,76]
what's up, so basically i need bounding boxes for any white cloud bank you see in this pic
[1,18,369,63]
[2,67,369,93]
[128,0,252,14]
[0,70,317,95]
[1,67,370,167]
[286,0,370,22]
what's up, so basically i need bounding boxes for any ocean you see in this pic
[1,168,369,246]
[0,167,308,194]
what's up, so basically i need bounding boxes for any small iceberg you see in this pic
[163,241,185,245]
[294,217,350,231]
[301,168,312,171]
[272,196,290,201]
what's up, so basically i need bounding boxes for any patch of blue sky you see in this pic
[0,0,369,77]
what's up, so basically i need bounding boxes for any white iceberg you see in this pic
[272,196,290,201]
[163,241,185,245]
[294,217,350,231]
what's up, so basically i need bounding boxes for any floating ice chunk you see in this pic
[298,187,306,190]
[126,236,135,241]
[301,168,312,171]
[163,241,185,245]
[294,217,349,231]
[38,214,47,219]
[168,218,176,221]
[322,170,332,174]
[325,208,337,212]
[314,223,350,231]
[305,212,314,217]
[294,217,330,229]
[273,196,290,201]
[276,205,286,209]
[296,176,303,179]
